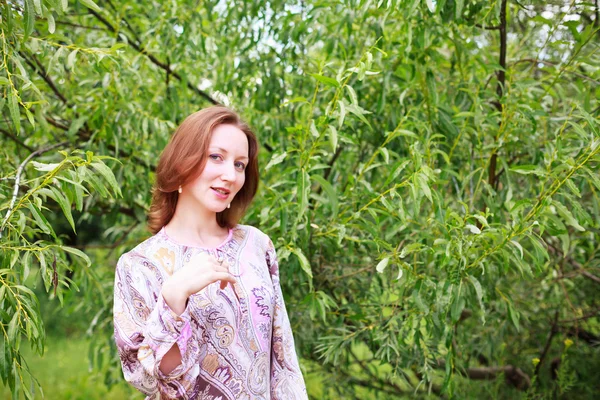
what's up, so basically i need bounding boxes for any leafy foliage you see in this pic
[1,0,600,398]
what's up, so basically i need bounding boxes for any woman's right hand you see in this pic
[161,252,236,314]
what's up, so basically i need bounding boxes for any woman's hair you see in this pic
[148,106,259,234]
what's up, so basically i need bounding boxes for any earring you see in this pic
[227,203,231,209]
[178,186,182,194]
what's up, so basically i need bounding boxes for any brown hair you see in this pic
[148,106,259,234]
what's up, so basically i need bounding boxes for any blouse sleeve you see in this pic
[266,239,308,400]
[113,252,200,399]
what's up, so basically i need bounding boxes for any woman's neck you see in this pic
[164,204,228,248]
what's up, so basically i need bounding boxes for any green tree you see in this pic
[1,0,599,398]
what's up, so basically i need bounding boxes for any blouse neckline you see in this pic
[159,225,235,250]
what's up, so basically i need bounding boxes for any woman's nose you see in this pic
[221,163,236,181]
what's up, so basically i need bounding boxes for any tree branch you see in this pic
[512,58,600,85]
[560,308,600,323]
[0,141,70,238]
[18,50,69,105]
[475,23,501,30]
[488,0,508,190]
[88,9,218,105]
[534,310,559,377]
[55,20,111,32]
[0,127,34,152]
[547,241,600,285]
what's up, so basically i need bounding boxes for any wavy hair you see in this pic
[148,106,259,234]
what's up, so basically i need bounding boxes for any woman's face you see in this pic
[182,124,249,214]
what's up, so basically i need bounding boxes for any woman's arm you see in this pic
[113,253,200,399]
[158,281,190,374]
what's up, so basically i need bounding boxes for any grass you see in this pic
[0,336,140,400]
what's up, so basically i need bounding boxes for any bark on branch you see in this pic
[534,310,559,377]
[0,141,69,238]
[488,0,508,190]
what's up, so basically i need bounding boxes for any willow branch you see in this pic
[560,308,600,323]
[0,141,70,238]
[512,58,600,85]
[88,9,218,105]
[488,0,508,189]
[0,127,34,152]
[534,310,559,377]
[18,50,69,105]
[547,241,600,285]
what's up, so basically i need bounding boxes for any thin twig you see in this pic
[560,308,600,323]
[534,310,559,377]
[18,50,69,105]
[0,141,69,239]
[0,127,34,152]
[512,58,600,85]
[55,20,110,32]
[475,23,501,30]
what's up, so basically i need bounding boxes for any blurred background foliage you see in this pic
[1,0,600,398]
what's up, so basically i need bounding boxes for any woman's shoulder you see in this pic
[117,230,170,266]
[234,224,273,245]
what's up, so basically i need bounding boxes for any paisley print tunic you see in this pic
[113,224,308,399]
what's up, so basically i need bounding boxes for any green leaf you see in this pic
[8,312,19,342]
[50,186,76,233]
[67,49,79,71]
[553,201,585,232]
[385,160,410,186]
[309,119,319,137]
[24,0,35,41]
[296,169,310,221]
[510,165,546,176]
[311,174,338,217]
[416,173,432,203]
[345,85,358,106]
[90,161,122,197]
[346,103,372,128]
[79,0,101,12]
[290,247,312,279]
[265,152,287,170]
[26,203,54,237]
[309,73,340,88]
[24,109,35,128]
[425,0,436,13]
[469,276,485,323]
[61,246,91,267]
[451,293,465,322]
[8,91,20,134]
[465,224,481,234]
[509,240,524,259]
[329,125,338,152]
[337,100,346,128]
[47,13,56,34]
[507,302,520,332]
[376,257,390,273]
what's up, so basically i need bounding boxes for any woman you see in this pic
[113,106,307,399]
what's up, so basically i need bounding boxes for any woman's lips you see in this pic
[211,187,230,199]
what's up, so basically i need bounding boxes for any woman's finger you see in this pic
[212,271,236,284]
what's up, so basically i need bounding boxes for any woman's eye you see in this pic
[209,154,221,161]
[235,162,246,170]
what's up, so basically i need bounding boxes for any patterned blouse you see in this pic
[113,224,308,399]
